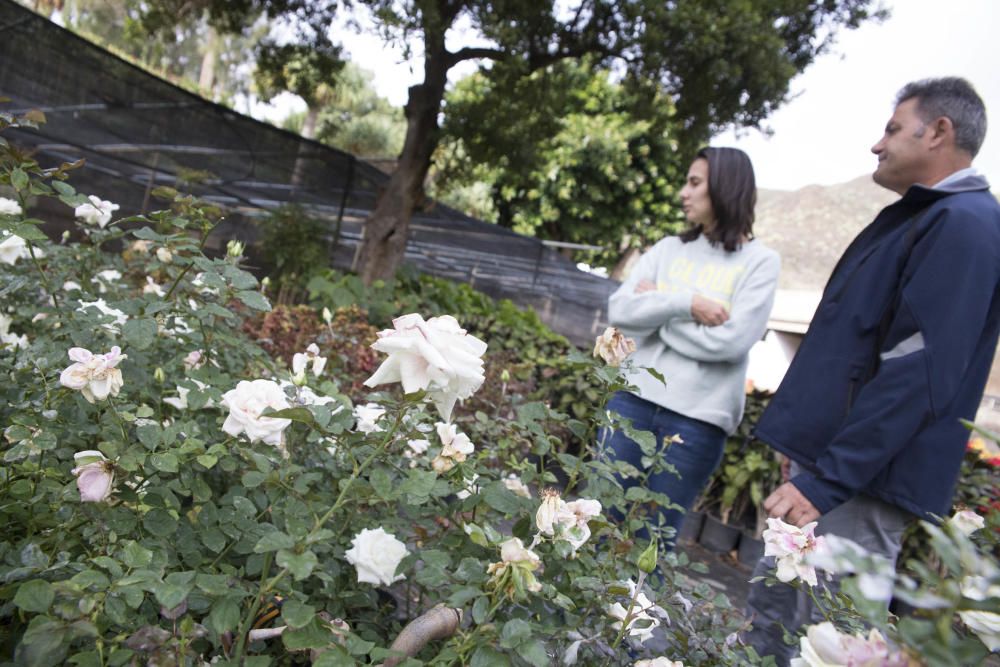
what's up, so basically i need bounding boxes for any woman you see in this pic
[604,146,779,549]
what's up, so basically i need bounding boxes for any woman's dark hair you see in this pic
[678,147,757,252]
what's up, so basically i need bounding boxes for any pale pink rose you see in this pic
[790,622,917,667]
[71,450,115,502]
[75,195,119,228]
[59,346,127,403]
[593,326,636,366]
[220,379,291,448]
[183,349,205,371]
[364,313,487,422]
[763,517,824,587]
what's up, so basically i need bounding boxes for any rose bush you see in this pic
[0,111,763,666]
[2,108,998,667]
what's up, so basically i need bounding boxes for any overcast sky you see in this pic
[318,0,999,192]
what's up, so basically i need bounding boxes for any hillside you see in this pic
[754,174,897,291]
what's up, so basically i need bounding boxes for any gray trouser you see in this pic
[742,484,913,666]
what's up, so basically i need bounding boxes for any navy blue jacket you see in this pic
[755,173,1000,519]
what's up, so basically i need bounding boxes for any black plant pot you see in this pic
[699,514,741,553]
[678,510,705,544]
[737,531,765,567]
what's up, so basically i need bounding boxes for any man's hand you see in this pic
[634,279,657,294]
[691,294,729,326]
[764,482,820,527]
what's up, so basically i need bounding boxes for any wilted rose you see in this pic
[593,326,636,366]
[76,298,129,334]
[59,346,127,403]
[364,313,487,422]
[75,195,119,228]
[635,659,685,667]
[71,450,115,502]
[487,537,542,598]
[344,527,409,586]
[183,349,205,371]
[163,379,214,410]
[608,580,661,645]
[221,379,291,449]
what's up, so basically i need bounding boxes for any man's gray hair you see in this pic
[897,77,987,157]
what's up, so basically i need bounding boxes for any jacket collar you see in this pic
[900,171,991,206]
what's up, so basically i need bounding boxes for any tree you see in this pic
[136,0,883,284]
[434,61,688,272]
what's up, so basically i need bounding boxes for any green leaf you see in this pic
[242,470,268,488]
[208,597,241,635]
[280,599,315,629]
[11,167,28,190]
[499,619,532,649]
[122,542,153,568]
[14,579,54,613]
[369,467,393,500]
[142,508,178,537]
[276,549,318,581]
[253,531,296,553]
[471,646,508,667]
[516,639,549,667]
[150,452,179,473]
[236,290,271,311]
[196,454,218,469]
[312,649,356,667]
[282,616,334,650]
[52,180,75,196]
[152,581,191,609]
[136,423,162,449]
[481,481,522,514]
[122,318,158,350]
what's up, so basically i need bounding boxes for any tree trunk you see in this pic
[290,107,319,188]
[356,37,450,285]
[198,28,217,94]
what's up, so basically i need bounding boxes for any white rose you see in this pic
[536,489,566,535]
[76,298,129,334]
[156,246,173,263]
[593,326,636,366]
[503,473,532,498]
[62,280,82,292]
[59,346,127,403]
[0,314,28,350]
[959,578,1000,651]
[163,379,213,410]
[635,659,685,667]
[143,276,165,297]
[75,195,119,228]
[221,379,291,448]
[0,197,22,216]
[948,509,986,536]
[344,527,409,586]
[354,402,386,434]
[436,422,474,463]
[0,233,28,265]
[71,450,115,502]
[499,537,540,567]
[456,474,480,500]
[292,343,327,377]
[364,313,487,422]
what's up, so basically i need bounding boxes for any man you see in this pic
[744,77,1000,664]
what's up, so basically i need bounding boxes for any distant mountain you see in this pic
[754,175,897,290]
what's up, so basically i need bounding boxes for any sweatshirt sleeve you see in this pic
[792,208,1000,513]
[607,241,694,334]
[655,250,780,363]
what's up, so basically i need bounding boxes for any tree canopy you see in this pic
[131,0,883,283]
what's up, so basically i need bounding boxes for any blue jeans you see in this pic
[600,391,727,550]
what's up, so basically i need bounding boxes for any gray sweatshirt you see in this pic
[608,234,780,434]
